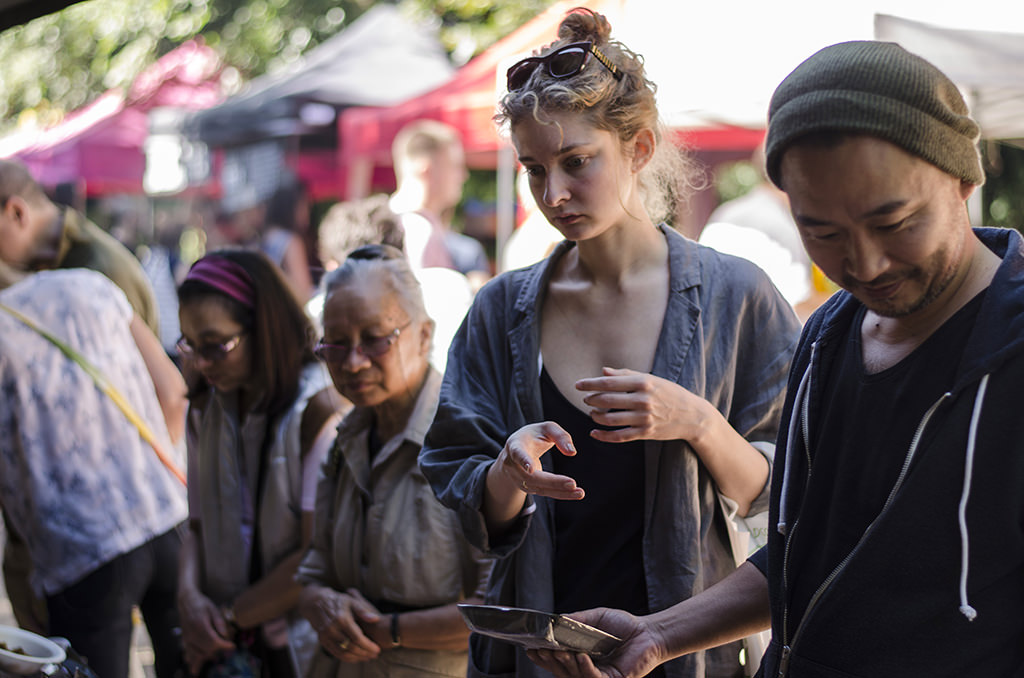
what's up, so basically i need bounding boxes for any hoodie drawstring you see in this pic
[958,373,990,622]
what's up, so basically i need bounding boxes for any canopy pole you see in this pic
[495,143,516,271]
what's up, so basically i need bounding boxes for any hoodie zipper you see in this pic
[777,365,951,677]
[778,343,817,676]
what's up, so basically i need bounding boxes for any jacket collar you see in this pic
[506,224,704,426]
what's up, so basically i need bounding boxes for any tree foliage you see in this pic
[0,0,556,132]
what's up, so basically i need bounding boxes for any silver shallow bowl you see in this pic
[458,604,622,657]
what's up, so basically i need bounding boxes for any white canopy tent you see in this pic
[608,0,1024,136]
[875,13,1024,142]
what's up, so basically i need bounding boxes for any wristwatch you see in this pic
[390,613,402,647]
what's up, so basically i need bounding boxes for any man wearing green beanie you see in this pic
[525,40,1024,678]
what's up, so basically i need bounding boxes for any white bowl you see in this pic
[0,626,66,675]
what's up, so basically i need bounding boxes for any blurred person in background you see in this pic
[315,194,406,277]
[310,193,471,374]
[0,159,159,332]
[390,120,491,291]
[699,144,833,321]
[0,158,162,636]
[297,245,491,678]
[176,250,346,678]
[139,217,189,357]
[306,193,407,328]
[208,187,315,304]
[266,178,317,300]
[0,267,188,678]
[419,8,799,678]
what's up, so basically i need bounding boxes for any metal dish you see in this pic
[458,604,622,657]
[0,626,66,675]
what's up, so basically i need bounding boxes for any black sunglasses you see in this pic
[506,41,623,92]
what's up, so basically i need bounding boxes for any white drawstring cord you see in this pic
[958,373,990,622]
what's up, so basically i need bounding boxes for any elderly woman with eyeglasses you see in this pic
[418,8,801,678]
[176,249,347,678]
[296,244,491,678]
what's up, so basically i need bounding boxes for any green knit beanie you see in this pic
[765,40,984,188]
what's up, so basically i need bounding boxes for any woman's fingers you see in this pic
[520,469,585,500]
[504,421,577,473]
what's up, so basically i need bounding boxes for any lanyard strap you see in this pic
[0,301,187,486]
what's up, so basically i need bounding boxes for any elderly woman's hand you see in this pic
[176,587,235,675]
[299,585,383,663]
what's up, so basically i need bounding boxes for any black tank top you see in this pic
[541,367,649,616]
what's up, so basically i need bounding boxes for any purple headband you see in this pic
[185,256,256,308]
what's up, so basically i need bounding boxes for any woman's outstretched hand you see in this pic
[496,421,584,500]
[526,608,666,678]
[484,421,584,534]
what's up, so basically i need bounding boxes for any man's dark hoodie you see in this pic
[751,227,1024,677]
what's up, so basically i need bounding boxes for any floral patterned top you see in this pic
[0,269,187,595]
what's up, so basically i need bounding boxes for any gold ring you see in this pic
[339,639,350,651]
[521,480,529,492]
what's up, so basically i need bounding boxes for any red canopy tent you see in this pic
[337,0,765,200]
[0,39,222,196]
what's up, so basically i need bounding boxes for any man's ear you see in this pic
[1,195,30,230]
[959,179,977,203]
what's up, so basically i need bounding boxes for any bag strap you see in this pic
[0,301,187,486]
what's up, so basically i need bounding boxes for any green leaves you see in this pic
[0,0,556,134]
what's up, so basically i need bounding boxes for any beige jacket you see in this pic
[298,368,490,678]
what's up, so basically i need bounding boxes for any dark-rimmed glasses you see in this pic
[506,41,623,92]
[176,333,245,362]
[314,322,412,363]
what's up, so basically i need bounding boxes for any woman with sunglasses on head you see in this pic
[419,9,800,678]
[295,244,491,678]
[176,249,347,678]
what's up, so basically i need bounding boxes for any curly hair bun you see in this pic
[557,7,613,45]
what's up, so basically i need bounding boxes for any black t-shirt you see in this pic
[540,367,648,616]
[788,292,985,626]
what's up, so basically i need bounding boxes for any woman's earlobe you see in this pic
[631,128,656,173]
[420,320,435,356]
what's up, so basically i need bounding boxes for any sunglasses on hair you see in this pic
[506,41,623,92]
[176,333,245,362]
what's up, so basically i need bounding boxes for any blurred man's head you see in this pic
[0,160,62,270]
[317,193,405,271]
[391,120,468,215]
[766,41,984,320]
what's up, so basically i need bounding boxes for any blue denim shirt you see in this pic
[421,225,800,678]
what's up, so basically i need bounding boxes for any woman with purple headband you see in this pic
[175,249,348,678]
